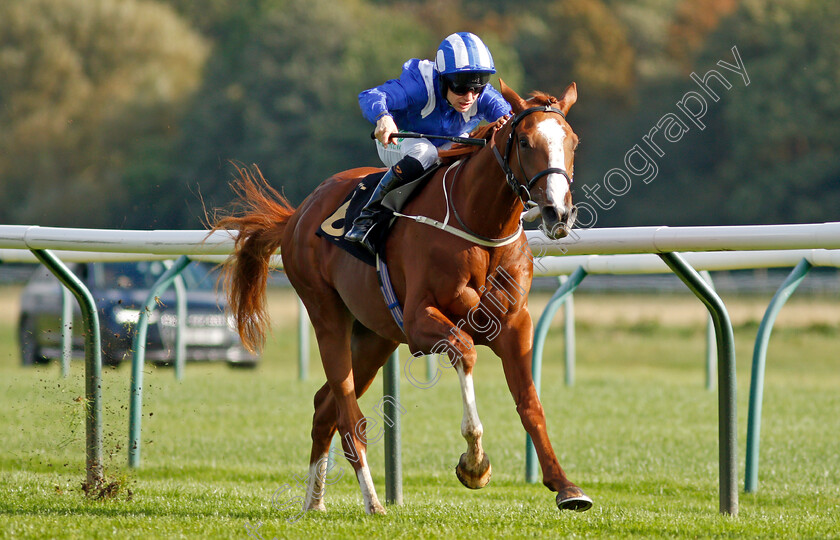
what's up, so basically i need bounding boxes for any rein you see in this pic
[448,160,522,245]
[491,105,573,206]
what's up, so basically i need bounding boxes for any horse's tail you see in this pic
[211,164,296,353]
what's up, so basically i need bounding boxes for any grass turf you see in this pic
[0,287,838,538]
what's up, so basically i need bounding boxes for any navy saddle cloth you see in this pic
[316,166,439,266]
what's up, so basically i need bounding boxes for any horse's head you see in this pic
[495,80,579,239]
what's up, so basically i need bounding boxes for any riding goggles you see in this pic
[444,72,491,96]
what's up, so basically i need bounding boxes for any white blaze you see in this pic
[536,119,569,206]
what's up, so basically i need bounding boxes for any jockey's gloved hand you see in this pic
[491,114,511,133]
[375,115,399,146]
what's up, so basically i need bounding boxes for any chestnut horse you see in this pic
[214,81,592,515]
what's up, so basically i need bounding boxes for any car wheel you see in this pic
[227,360,258,369]
[19,318,49,366]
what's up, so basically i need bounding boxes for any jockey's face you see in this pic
[446,88,479,113]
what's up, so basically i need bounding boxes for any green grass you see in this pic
[1,289,839,538]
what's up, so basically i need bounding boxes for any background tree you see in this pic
[150,0,524,227]
[1,0,837,229]
[696,0,840,224]
[514,0,636,106]
[0,0,208,227]
[666,0,740,70]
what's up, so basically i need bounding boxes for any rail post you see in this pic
[128,255,192,468]
[171,266,188,380]
[60,284,73,378]
[700,270,717,391]
[745,258,813,493]
[383,349,403,505]
[31,249,104,490]
[526,266,588,483]
[659,252,738,516]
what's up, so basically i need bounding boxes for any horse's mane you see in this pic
[438,123,496,162]
[438,91,560,164]
[529,91,561,107]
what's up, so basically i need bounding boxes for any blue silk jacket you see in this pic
[359,59,511,147]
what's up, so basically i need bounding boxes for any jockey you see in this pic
[346,31,512,253]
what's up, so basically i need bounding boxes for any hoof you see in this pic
[455,452,492,489]
[556,487,593,512]
[366,501,387,515]
[305,501,326,512]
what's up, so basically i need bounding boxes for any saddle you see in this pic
[316,165,441,266]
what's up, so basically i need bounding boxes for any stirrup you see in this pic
[347,223,376,254]
[345,219,373,243]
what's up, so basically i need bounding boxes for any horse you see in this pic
[213,80,592,516]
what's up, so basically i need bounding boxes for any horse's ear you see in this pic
[499,79,527,113]
[556,82,578,116]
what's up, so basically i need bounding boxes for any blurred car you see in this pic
[17,260,258,367]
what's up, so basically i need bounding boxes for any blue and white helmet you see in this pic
[435,32,496,76]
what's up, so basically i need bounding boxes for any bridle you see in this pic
[491,105,574,206]
[391,104,576,248]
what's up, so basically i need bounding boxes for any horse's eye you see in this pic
[519,137,529,148]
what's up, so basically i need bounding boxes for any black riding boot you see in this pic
[345,156,424,253]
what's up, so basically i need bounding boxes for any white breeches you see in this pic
[376,136,449,170]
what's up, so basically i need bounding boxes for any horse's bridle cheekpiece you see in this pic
[492,105,573,206]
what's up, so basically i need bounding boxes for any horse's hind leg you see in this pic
[302,383,335,512]
[310,311,382,515]
[305,318,397,514]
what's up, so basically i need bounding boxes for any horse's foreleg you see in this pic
[453,358,492,489]
[490,311,593,512]
[405,304,490,488]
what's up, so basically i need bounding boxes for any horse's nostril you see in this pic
[541,206,558,223]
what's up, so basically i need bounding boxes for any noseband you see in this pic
[491,105,573,206]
